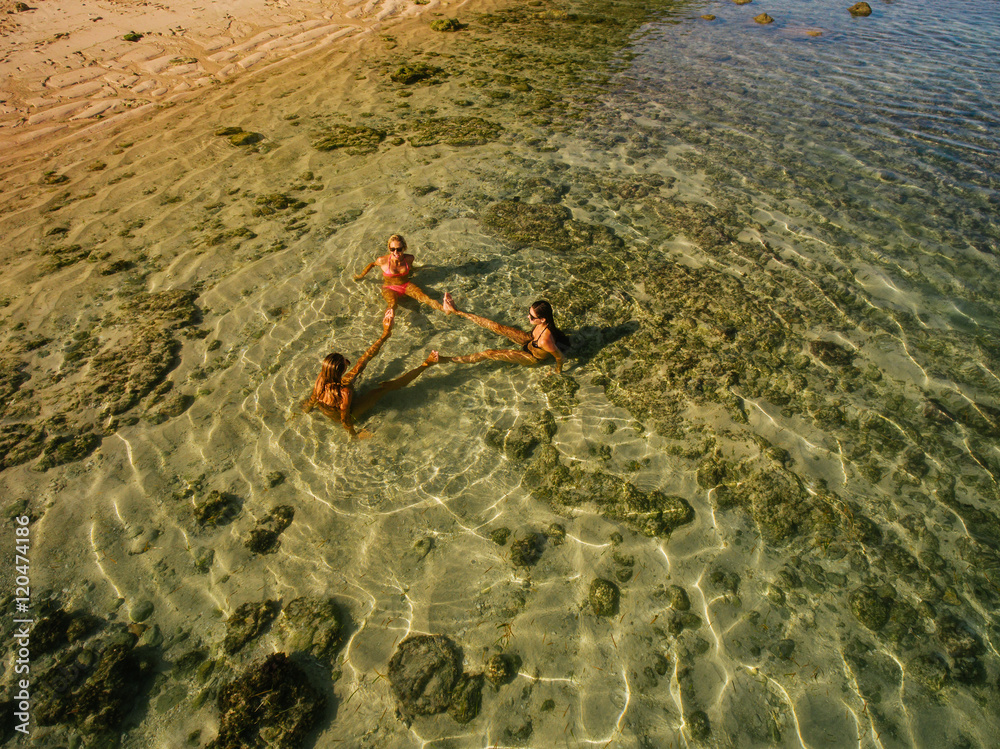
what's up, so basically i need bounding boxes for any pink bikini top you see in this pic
[382,258,411,277]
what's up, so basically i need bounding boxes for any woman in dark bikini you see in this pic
[354,234,448,315]
[302,310,440,439]
[441,296,568,373]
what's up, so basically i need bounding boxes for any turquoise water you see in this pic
[3,0,999,746]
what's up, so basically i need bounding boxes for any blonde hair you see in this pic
[387,234,407,250]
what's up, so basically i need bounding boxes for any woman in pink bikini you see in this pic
[441,295,568,374]
[302,309,440,439]
[354,234,448,315]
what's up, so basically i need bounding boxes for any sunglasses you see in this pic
[389,246,404,252]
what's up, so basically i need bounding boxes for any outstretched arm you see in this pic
[354,262,377,280]
[342,309,395,386]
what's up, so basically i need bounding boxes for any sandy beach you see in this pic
[1,0,440,155]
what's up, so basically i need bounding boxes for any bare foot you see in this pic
[424,350,440,365]
[357,429,374,440]
[443,292,457,314]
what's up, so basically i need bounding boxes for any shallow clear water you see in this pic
[2,0,999,747]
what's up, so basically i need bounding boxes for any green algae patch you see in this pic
[215,127,264,146]
[0,358,29,407]
[482,201,572,249]
[122,290,200,329]
[312,123,386,154]
[41,243,90,273]
[481,200,623,253]
[850,586,891,631]
[88,327,182,416]
[252,192,307,216]
[0,286,204,474]
[407,117,503,147]
[430,18,465,32]
[224,600,280,655]
[389,62,442,85]
[0,424,46,471]
[245,505,295,554]
[510,531,545,567]
[33,432,101,472]
[193,490,242,528]
[278,597,345,661]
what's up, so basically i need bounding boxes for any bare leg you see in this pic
[381,286,401,310]
[404,283,447,313]
[443,348,539,367]
[351,351,440,419]
[442,293,531,346]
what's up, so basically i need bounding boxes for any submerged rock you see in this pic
[87,326,182,416]
[448,672,484,723]
[279,597,344,661]
[850,586,891,631]
[589,578,619,616]
[907,652,950,691]
[730,469,809,543]
[0,423,46,471]
[490,527,511,545]
[224,600,280,655]
[211,652,325,749]
[849,2,872,17]
[193,490,242,527]
[484,653,521,687]
[754,13,774,24]
[245,505,295,554]
[31,604,101,655]
[687,709,711,741]
[809,340,854,367]
[388,635,463,718]
[482,201,572,249]
[481,200,622,255]
[665,585,691,611]
[510,532,545,567]
[35,626,154,735]
[214,127,263,146]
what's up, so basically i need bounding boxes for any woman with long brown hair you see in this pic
[441,295,568,373]
[302,310,439,438]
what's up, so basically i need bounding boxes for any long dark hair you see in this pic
[309,352,348,404]
[530,300,570,347]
